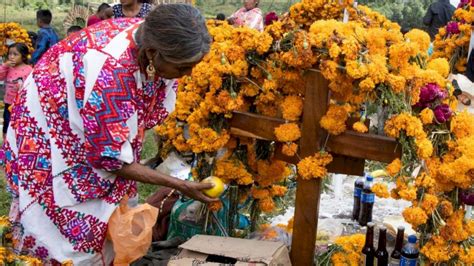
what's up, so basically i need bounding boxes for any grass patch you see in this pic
[0,171,11,216]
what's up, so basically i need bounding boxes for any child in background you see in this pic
[87,3,113,27]
[0,43,32,139]
[31,9,59,65]
[67,25,82,37]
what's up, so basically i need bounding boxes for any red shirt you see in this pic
[87,15,102,27]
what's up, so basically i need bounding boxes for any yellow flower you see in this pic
[399,187,417,202]
[386,158,401,176]
[281,95,303,121]
[259,197,275,213]
[420,235,453,262]
[402,206,428,228]
[251,187,270,199]
[271,185,288,197]
[419,108,434,125]
[320,104,349,135]
[420,194,438,215]
[281,142,298,157]
[372,183,390,198]
[352,121,368,133]
[458,246,474,264]
[386,74,406,93]
[274,123,301,142]
[440,210,470,242]
[450,111,474,139]
[297,152,333,180]
[405,29,431,52]
[427,58,450,78]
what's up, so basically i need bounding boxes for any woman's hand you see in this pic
[114,162,219,203]
[180,181,218,203]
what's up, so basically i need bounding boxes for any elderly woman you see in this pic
[113,0,152,18]
[228,0,264,31]
[2,4,213,264]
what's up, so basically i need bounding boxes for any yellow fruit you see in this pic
[201,176,225,198]
[371,169,388,178]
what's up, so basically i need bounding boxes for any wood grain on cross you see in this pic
[229,71,401,265]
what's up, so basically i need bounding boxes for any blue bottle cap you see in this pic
[408,235,417,243]
[366,175,374,182]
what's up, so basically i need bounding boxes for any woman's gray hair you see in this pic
[138,4,211,64]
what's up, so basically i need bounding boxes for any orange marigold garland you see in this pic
[297,152,333,180]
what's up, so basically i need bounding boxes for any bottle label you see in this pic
[400,256,417,266]
[355,187,362,197]
[361,192,375,203]
[362,254,366,265]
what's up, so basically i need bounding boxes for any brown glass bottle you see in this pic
[375,226,389,266]
[362,222,375,266]
[389,226,405,266]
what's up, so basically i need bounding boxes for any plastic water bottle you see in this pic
[352,177,364,220]
[358,175,374,226]
[400,235,419,266]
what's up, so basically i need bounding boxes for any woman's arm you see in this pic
[115,162,218,203]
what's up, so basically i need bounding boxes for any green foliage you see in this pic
[361,0,436,30]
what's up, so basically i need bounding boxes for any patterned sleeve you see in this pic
[82,57,137,172]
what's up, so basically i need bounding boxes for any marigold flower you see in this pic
[372,183,390,198]
[427,58,450,78]
[259,197,275,213]
[297,152,333,180]
[386,158,402,176]
[281,95,303,121]
[402,206,428,228]
[419,108,434,125]
[399,187,417,202]
[420,194,439,214]
[320,104,349,135]
[281,142,298,157]
[274,123,301,142]
[271,185,288,197]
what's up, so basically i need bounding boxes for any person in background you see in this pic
[27,31,38,50]
[423,0,455,40]
[31,9,59,65]
[0,43,32,139]
[216,13,226,21]
[113,0,152,18]
[87,3,113,27]
[2,4,214,264]
[66,25,82,37]
[228,0,264,31]
[264,11,278,26]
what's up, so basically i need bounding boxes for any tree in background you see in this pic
[359,0,435,31]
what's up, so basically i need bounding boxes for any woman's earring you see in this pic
[146,59,156,82]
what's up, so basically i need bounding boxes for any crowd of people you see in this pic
[0,0,469,264]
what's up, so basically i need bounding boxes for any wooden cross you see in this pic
[229,71,401,266]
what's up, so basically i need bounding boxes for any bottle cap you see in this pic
[379,225,387,232]
[367,222,375,228]
[397,226,405,231]
[366,175,374,182]
[408,235,417,243]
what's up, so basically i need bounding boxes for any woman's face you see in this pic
[244,0,258,10]
[8,47,23,65]
[153,53,202,80]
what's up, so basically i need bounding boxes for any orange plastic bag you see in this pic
[108,196,159,266]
